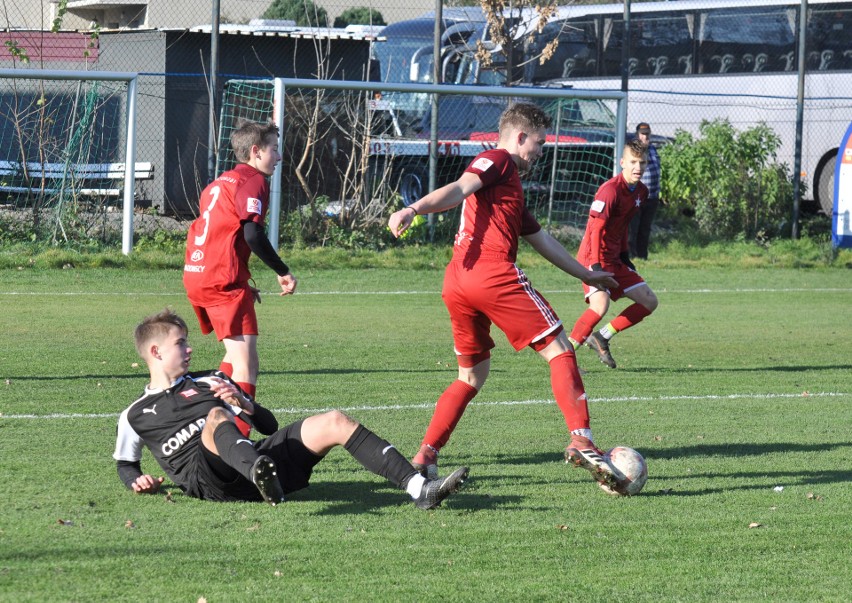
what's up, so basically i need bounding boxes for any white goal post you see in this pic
[0,68,139,254]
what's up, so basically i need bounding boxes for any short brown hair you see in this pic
[499,103,552,135]
[625,138,648,158]
[134,309,188,357]
[230,120,279,163]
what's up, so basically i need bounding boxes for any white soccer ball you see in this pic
[600,446,648,496]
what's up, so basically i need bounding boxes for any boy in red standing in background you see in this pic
[183,121,297,435]
[570,138,660,369]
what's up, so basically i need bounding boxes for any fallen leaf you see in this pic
[654,435,663,441]
[57,518,73,526]
[773,486,784,492]
[806,492,824,501]
[4,379,10,385]
[273,570,282,577]
[801,391,810,397]
[557,524,570,531]
[131,362,139,368]
[197,598,207,603]
[125,520,135,529]
[748,522,762,528]
[164,491,174,503]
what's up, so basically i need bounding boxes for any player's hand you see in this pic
[209,377,252,411]
[584,267,618,290]
[388,206,416,238]
[250,285,262,304]
[132,475,164,494]
[278,273,297,296]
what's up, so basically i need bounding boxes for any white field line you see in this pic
[3,391,848,420]
[1,287,851,297]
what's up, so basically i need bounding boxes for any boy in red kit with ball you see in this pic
[183,121,297,435]
[388,103,623,491]
[570,139,660,369]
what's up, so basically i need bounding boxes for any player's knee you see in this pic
[206,407,233,429]
[322,410,358,436]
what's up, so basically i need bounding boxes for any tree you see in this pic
[476,0,562,86]
[262,0,328,27]
[333,7,385,28]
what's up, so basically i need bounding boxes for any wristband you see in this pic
[408,205,418,216]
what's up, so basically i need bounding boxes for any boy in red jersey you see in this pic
[183,121,297,435]
[570,139,660,369]
[388,103,621,490]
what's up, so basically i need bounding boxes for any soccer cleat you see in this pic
[564,439,618,489]
[251,455,285,506]
[411,444,439,480]
[415,466,469,510]
[586,332,617,368]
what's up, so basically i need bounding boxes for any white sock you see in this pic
[599,325,616,339]
[571,428,593,441]
[406,474,427,498]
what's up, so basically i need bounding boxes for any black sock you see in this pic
[344,425,418,488]
[212,421,260,481]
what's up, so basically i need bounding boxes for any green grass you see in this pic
[1,257,851,602]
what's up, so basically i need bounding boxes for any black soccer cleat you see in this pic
[415,466,469,510]
[586,332,617,368]
[251,455,285,506]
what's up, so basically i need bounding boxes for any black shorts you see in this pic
[188,420,324,502]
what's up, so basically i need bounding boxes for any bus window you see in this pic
[807,6,852,70]
[526,19,598,83]
[698,6,796,74]
[631,12,694,75]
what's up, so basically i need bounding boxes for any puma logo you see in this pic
[143,405,157,415]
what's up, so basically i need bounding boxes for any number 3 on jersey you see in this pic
[194,185,221,247]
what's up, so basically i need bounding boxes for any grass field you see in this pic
[1,258,850,602]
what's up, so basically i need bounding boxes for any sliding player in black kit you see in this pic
[113,309,468,509]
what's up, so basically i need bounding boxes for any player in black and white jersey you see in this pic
[113,309,468,509]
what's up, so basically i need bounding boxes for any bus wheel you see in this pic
[397,163,428,207]
[815,153,837,216]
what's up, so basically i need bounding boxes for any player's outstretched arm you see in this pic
[388,172,482,238]
[523,230,618,289]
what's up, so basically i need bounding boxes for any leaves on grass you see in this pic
[557,524,570,531]
[124,520,135,529]
[57,518,73,526]
[164,491,174,503]
[807,492,824,501]
[748,522,762,529]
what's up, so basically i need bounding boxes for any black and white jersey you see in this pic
[113,371,245,491]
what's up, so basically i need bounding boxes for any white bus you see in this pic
[515,0,852,214]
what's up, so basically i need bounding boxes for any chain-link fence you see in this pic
[2,0,851,247]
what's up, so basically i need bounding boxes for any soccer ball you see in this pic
[601,446,648,496]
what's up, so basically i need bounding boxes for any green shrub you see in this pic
[660,119,795,239]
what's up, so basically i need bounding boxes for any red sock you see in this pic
[570,309,603,344]
[234,381,256,438]
[218,361,233,377]
[235,381,256,398]
[549,351,590,432]
[422,380,479,451]
[610,303,652,333]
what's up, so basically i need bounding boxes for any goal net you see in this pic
[218,78,625,240]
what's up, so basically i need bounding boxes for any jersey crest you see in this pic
[246,197,262,214]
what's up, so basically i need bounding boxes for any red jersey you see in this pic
[578,174,648,266]
[453,149,541,264]
[183,163,269,306]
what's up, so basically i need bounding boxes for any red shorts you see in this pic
[190,286,258,340]
[580,261,646,302]
[442,259,562,355]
